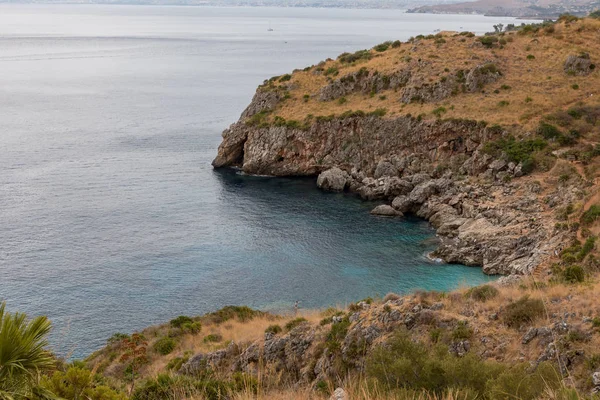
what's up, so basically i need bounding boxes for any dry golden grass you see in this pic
[270,18,600,131]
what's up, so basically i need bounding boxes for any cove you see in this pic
[211,168,494,313]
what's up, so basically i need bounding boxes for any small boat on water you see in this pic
[267,21,274,31]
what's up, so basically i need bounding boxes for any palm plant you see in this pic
[0,302,57,400]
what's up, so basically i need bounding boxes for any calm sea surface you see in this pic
[0,5,532,358]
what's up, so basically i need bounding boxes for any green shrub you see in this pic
[338,97,347,105]
[166,355,189,371]
[373,41,392,52]
[526,54,535,60]
[42,366,127,400]
[338,49,372,64]
[369,108,387,117]
[537,122,561,139]
[284,317,307,332]
[265,324,282,334]
[429,328,442,343]
[525,96,533,103]
[486,362,562,400]
[367,332,506,395]
[582,205,600,225]
[170,316,194,328]
[572,84,579,90]
[503,296,545,329]
[451,321,473,340]
[479,36,498,48]
[203,334,223,343]
[482,136,547,169]
[497,100,510,107]
[432,106,447,118]
[467,285,499,302]
[326,317,351,353]
[182,321,202,334]
[562,265,585,283]
[207,306,261,324]
[391,40,402,48]
[278,74,292,82]
[324,67,338,76]
[153,337,176,355]
[590,10,600,18]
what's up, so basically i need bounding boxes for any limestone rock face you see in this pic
[319,69,411,101]
[317,167,349,191]
[213,82,574,276]
[564,53,594,76]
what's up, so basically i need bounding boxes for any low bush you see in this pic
[432,106,447,118]
[42,366,127,400]
[153,337,176,355]
[182,321,201,334]
[479,36,498,48]
[373,41,392,52]
[278,74,292,82]
[482,136,547,173]
[203,333,223,343]
[324,67,338,76]
[451,321,473,340]
[562,265,585,283]
[166,355,189,371]
[582,205,600,225]
[132,374,236,400]
[206,306,262,324]
[503,296,545,329]
[466,285,499,302]
[366,332,562,399]
[284,317,307,332]
[326,317,351,353]
[265,324,282,334]
[338,49,372,64]
[538,122,561,139]
[170,315,194,328]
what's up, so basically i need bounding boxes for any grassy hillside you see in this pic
[259,17,600,132]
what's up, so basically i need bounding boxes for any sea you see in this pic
[0,4,535,359]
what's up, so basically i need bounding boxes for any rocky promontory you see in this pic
[214,17,600,277]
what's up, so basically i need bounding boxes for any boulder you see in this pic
[392,195,413,213]
[374,160,399,178]
[317,167,349,192]
[371,204,403,217]
[408,180,440,204]
[564,53,594,76]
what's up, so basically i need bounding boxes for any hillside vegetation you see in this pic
[258,16,600,133]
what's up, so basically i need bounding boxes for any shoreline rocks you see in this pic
[213,95,576,276]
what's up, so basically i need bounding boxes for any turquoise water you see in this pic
[0,5,519,359]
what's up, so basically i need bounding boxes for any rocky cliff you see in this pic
[213,18,600,276]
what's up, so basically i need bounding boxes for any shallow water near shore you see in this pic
[0,4,525,359]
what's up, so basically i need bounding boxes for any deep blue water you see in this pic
[0,5,531,359]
